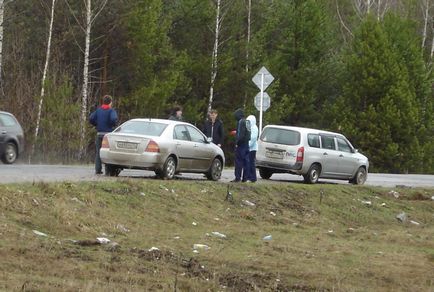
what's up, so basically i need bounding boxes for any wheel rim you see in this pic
[5,144,16,163]
[166,158,176,178]
[311,168,319,182]
[357,169,366,184]
[211,159,222,179]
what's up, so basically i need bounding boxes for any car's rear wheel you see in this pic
[206,158,222,181]
[259,167,273,179]
[162,156,176,179]
[303,164,321,184]
[105,164,121,177]
[350,167,367,185]
[1,142,17,164]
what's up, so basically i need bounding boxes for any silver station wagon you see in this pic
[256,125,369,184]
[99,119,225,180]
[0,111,25,164]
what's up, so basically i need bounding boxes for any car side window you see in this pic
[187,126,206,143]
[307,134,320,148]
[337,137,352,153]
[0,114,16,127]
[321,135,336,150]
[174,125,190,141]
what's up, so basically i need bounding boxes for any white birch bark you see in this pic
[421,0,429,49]
[208,0,221,113]
[30,0,56,162]
[431,28,434,60]
[79,0,92,159]
[243,0,251,108]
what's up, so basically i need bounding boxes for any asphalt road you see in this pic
[1,164,434,188]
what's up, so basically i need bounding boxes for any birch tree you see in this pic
[30,0,56,162]
[207,0,221,113]
[78,0,107,159]
[243,0,251,107]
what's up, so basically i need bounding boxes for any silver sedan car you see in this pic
[99,119,225,180]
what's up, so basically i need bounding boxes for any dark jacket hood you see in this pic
[233,108,244,121]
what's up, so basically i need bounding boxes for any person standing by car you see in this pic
[89,95,118,174]
[203,109,224,147]
[168,106,183,121]
[246,114,258,182]
[232,108,250,182]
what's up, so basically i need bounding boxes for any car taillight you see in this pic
[145,140,160,153]
[296,146,304,163]
[101,135,109,148]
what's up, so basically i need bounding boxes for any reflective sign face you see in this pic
[254,92,271,111]
[252,66,274,91]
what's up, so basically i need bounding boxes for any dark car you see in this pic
[0,111,24,164]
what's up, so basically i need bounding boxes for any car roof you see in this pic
[264,125,342,137]
[127,118,192,126]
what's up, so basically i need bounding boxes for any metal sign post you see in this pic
[252,66,274,137]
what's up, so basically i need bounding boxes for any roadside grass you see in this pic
[0,179,433,291]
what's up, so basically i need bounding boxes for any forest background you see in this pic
[0,0,432,173]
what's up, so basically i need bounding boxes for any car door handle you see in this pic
[323,152,328,155]
[193,144,199,148]
[1,131,6,134]
[339,154,344,157]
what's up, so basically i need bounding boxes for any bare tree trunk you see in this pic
[431,28,434,60]
[208,0,221,114]
[421,0,429,49]
[79,0,92,160]
[243,0,251,108]
[30,0,56,162]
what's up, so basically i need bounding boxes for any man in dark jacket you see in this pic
[89,95,118,174]
[232,108,250,182]
[203,109,224,147]
[168,106,183,121]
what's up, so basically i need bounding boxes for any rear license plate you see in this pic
[117,141,138,150]
[266,150,284,159]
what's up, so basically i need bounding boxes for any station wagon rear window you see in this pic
[261,127,300,145]
[115,121,167,136]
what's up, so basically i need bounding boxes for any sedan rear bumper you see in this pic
[100,149,166,170]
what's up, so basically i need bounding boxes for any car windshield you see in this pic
[261,127,300,145]
[115,121,167,136]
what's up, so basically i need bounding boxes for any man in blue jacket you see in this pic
[89,95,118,174]
[232,108,250,182]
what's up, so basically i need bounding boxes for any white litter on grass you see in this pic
[96,237,111,244]
[431,196,434,201]
[242,200,256,207]
[410,220,421,226]
[33,230,48,237]
[201,189,208,193]
[192,222,198,226]
[381,203,387,207]
[193,244,210,250]
[171,189,175,193]
[174,236,180,240]
[148,247,160,252]
[139,192,146,196]
[71,197,84,204]
[361,200,372,206]
[117,224,130,233]
[214,217,220,221]
[327,230,334,234]
[211,232,227,238]
[389,190,400,198]
[262,235,272,241]
[396,212,408,223]
[193,250,199,254]
[159,185,169,191]
[270,211,276,216]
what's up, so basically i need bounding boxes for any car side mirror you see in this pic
[206,137,213,143]
[353,148,359,153]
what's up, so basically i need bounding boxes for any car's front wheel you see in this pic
[350,167,367,185]
[206,158,222,181]
[1,142,17,164]
[162,156,176,179]
[303,164,321,184]
[105,164,121,177]
[259,167,273,179]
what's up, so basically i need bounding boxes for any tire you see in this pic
[259,168,273,179]
[303,164,321,184]
[1,142,17,164]
[350,167,367,185]
[206,158,223,181]
[105,164,121,177]
[162,156,176,179]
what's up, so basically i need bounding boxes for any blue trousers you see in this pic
[248,150,257,182]
[234,143,250,181]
